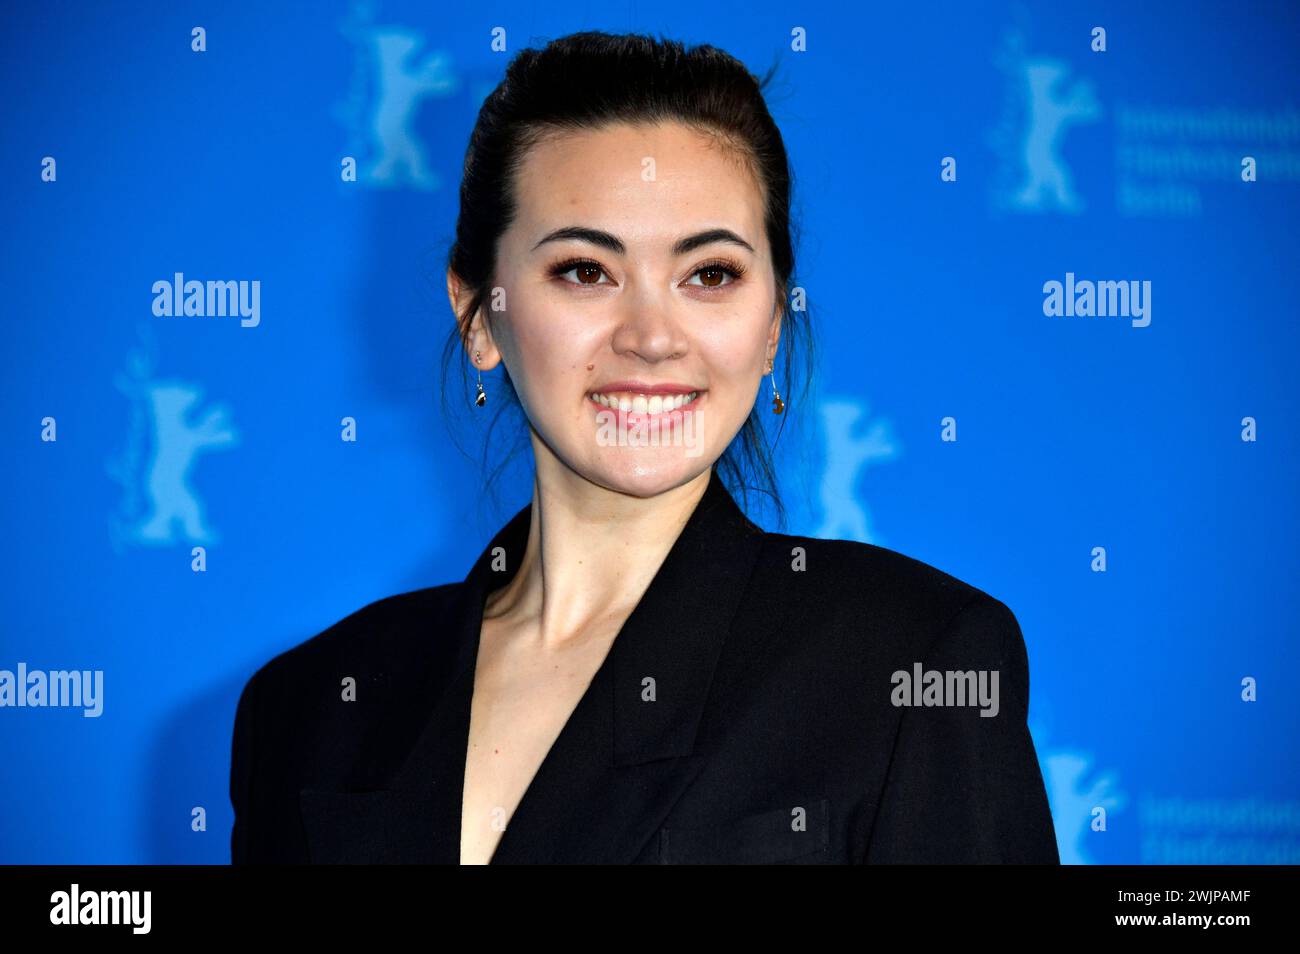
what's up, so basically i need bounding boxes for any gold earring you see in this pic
[474,351,486,407]
[767,360,784,414]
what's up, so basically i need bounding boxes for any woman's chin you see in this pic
[583,453,714,499]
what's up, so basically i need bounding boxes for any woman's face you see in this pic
[457,120,781,498]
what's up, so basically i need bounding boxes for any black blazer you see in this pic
[230,467,1059,864]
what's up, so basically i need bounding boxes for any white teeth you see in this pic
[588,390,699,412]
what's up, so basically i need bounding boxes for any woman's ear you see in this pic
[766,299,784,367]
[446,268,503,370]
[467,314,503,372]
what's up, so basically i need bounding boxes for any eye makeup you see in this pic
[546,256,748,289]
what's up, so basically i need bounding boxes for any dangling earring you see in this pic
[767,360,784,414]
[474,351,486,407]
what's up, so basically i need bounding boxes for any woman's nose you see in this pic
[609,289,689,363]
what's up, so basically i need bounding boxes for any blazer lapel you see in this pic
[299,467,766,864]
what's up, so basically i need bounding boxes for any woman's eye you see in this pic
[686,265,741,288]
[552,260,742,288]
[555,262,611,285]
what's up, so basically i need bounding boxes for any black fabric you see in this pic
[230,466,1059,864]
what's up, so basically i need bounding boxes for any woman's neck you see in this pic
[483,459,712,649]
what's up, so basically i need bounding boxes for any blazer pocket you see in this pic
[659,796,829,864]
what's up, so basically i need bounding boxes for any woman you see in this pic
[229,31,1059,865]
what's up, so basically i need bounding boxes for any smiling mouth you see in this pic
[586,390,702,415]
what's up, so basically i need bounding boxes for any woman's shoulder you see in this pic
[238,582,464,701]
[757,529,999,606]
[753,530,1026,664]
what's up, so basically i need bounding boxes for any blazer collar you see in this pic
[299,466,766,864]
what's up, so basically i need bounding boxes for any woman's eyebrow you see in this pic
[531,226,754,256]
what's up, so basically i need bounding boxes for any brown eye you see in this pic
[686,262,744,289]
[552,260,612,286]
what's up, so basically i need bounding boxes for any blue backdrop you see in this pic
[3,0,1297,864]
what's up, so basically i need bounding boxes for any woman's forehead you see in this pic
[511,123,766,253]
